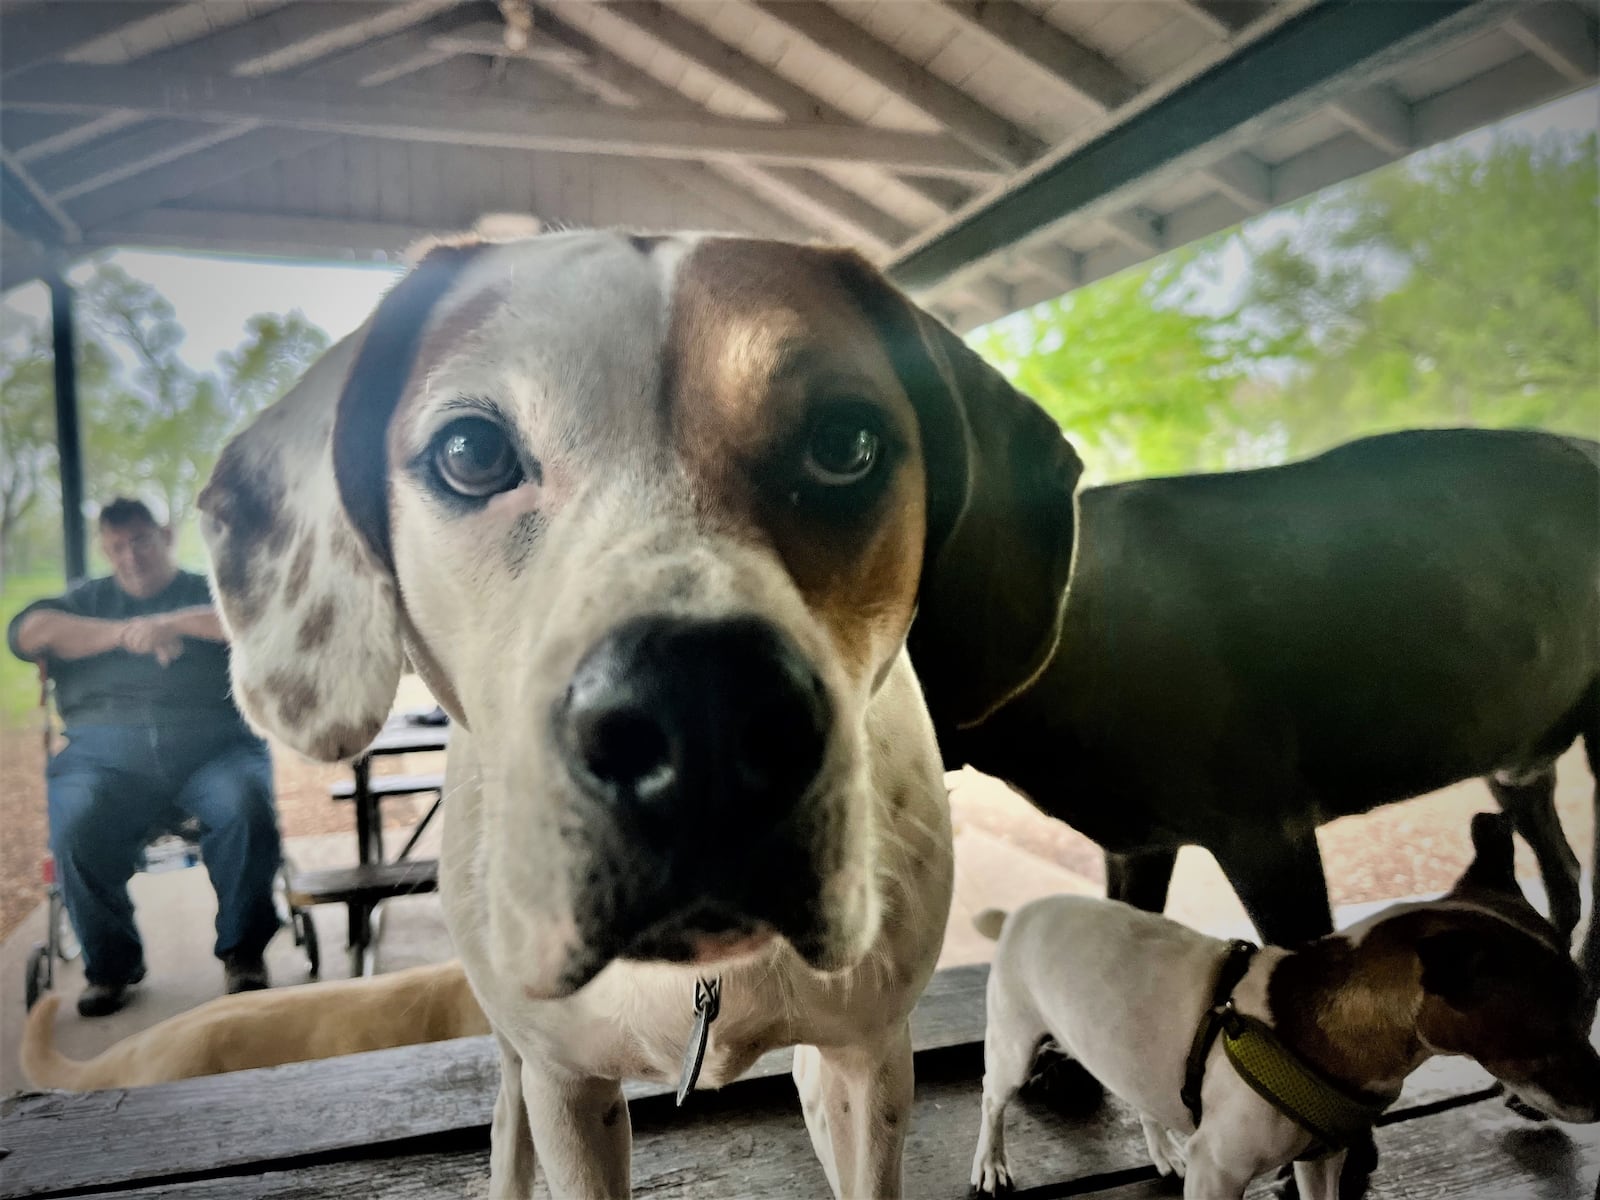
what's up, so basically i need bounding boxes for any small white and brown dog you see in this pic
[198,230,1082,1198]
[971,813,1600,1200]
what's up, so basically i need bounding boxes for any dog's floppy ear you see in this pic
[833,253,1083,732]
[199,243,481,760]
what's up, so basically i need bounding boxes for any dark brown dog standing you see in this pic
[931,429,1600,971]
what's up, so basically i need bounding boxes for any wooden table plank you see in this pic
[0,966,985,1199]
[61,1059,1574,1200]
[56,1145,491,1200]
[0,1037,497,1200]
[0,958,1520,1200]
[364,723,448,758]
[55,1053,1143,1200]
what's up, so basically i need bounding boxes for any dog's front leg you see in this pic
[491,1035,538,1198]
[486,1036,537,1196]
[794,1023,914,1199]
[1179,1131,1256,1200]
[521,1062,631,1199]
[1292,1149,1346,1200]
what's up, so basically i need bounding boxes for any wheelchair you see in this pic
[23,666,320,1011]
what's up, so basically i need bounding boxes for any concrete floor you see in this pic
[0,820,454,1096]
[0,803,1109,1096]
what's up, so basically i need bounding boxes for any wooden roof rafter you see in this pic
[0,0,1592,327]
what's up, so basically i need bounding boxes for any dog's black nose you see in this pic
[555,616,831,821]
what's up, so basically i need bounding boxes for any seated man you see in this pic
[9,498,281,1017]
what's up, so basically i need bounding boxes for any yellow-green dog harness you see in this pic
[1182,940,1393,1157]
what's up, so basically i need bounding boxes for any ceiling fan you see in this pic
[427,0,591,66]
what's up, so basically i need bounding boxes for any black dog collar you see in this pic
[1181,938,1258,1125]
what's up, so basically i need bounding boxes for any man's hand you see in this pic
[120,616,185,666]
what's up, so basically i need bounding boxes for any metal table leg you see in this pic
[349,754,379,974]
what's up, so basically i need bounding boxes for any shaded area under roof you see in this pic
[2,0,1596,328]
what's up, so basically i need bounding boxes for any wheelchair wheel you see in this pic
[25,943,51,1011]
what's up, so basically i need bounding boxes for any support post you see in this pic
[47,272,87,584]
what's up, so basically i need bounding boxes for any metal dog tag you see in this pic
[675,976,722,1106]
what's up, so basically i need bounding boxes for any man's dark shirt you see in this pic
[7,571,247,730]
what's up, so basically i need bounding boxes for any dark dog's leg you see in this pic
[1581,714,1600,1008]
[1215,826,1333,950]
[1105,847,1178,913]
[1489,768,1581,943]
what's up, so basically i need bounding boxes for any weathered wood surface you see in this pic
[44,1055,1587,1200]
[48,1144,492,1200]
[0,960,1520,1200]
[1089,1091,1600,1199]
[0,1036,497,1199]
[25,1054,1146,1200]
[0,966,983,1198]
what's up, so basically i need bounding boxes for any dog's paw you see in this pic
[1161,1130,1189,1178]
[970,1158,1014,1196]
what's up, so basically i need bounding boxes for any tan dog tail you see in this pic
[973,908,1009,941]
[20,995,91,1090]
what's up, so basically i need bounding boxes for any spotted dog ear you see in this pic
[199,244,481,760]
[833,253,1083,733]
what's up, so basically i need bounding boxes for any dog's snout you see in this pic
[556,615,831,820]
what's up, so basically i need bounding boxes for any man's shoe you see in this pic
[77,965,145,1018]
[224,954,270,994]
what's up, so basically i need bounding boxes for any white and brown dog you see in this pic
[197,230,1082,1197]
[971,812,1600,1200]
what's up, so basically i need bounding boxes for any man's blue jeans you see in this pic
[46,722,281,986]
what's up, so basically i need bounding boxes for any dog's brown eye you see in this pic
[432,417,523,497]
[804,413,881,487]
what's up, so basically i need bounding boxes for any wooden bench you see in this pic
[285,859,439,977]
[5,963,1593,1200]
[328,773,444,802]
[284,860,438,907]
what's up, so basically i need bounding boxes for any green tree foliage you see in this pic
[973,255,1274,483]
[0,262,330,585]
[1237,133,1599,452]
[0,309,112,584]
[976,130,1599,482]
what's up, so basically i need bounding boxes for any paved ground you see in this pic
[0,819,454,1096]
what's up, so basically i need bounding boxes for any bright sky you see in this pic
[3,88,1595,370]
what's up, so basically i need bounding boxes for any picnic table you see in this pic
[349,718,451,868]
[284,714,450,977]
[4,963,1595,1199]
